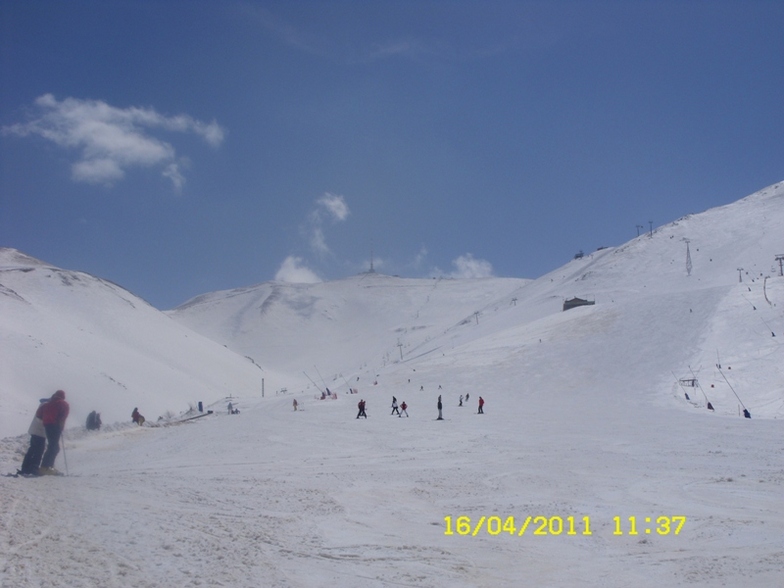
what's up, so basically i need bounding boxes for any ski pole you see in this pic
[61,430,69,476]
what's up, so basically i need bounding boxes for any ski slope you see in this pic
[0,249,272,439]
[1,182,784,586]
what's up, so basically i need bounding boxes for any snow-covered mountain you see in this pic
[2,181,783,440]
[168,273,530,388]
[0,248,271,438]
[169,180,784,420]
[2,182,784,587]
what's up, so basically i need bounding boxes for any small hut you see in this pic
[563,297,595,312]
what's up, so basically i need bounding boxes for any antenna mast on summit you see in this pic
[684,238,692,276]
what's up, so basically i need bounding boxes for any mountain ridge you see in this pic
[2,180,783,438]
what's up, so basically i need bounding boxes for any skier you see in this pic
[293,398,298,411]
[20,399,47,476]
[356,399,367,419]
[40,390,69,475]
[465,392,470,402]
[391,396,400,416]
[437,395,443,420]
[85,410,101,431]
[132,407,145,425]
[228,402,233,415]
[478,396,485,414]
[399,401,409,417]
[459,395,463,407]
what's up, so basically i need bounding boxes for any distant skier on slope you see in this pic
[399,401,409,417]
[391,396,400,416]
[85,410,101,430]
[356,399,367,419]
[437,395,443,420]
[132,407,145,425]
[478,396,484,414]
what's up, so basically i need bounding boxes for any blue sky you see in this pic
[2,1,783,309]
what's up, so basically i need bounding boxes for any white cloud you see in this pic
[412,246,428,269]
[304,192,350,257]
[309,227,329,256]
[442,254,495,278]
[317,193,350,222]
[72,158,124,184]
[2,94,225,190]
[274,256,322,283]
[162,163,187,193]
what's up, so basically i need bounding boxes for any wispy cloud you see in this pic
[241,5,325,56]
[412,246,428,270]
[435,253,495,278]
[317,193,350,222]
[277,193,351,282]
[274,256,321,284]
[2,94,225,191]
[305,193,350,256]
[242,5,454,64]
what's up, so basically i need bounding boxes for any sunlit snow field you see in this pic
[2,182,783,587]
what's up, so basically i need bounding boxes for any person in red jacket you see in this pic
[478,396,484,414]
[40,390,70,474]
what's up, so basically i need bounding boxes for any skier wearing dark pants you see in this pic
[437,395,443,420]
[20,401,47,475]
[391,396,400,416]
[40,390,69,474]
[356,399,367,419]
[478,396,484,414]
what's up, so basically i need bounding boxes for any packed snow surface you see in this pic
[2,182,784,586]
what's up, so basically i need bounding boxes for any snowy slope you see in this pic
[171,181,784,419]
[0,249,273,438]
[169,273,530,393]
[1,182,784,587]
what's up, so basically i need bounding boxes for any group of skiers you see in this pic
[355,394,484,420]
[390,397,408,417]
[19,386,486,476]
[19,390,70,476]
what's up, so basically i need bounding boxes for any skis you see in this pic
[6,470,68,478]
[6,467,76,477]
